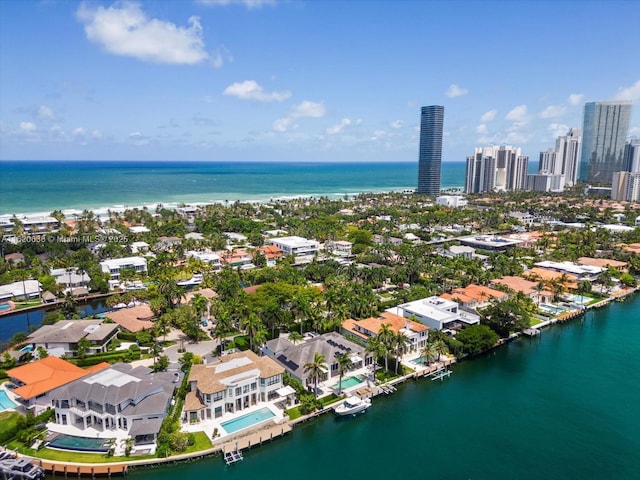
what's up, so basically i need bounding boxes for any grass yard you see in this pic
[0,411,20,438]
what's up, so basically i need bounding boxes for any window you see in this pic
[251,382,257,391]
[213,392,223,402]
[235,387,242,396]
[243,385,250,393]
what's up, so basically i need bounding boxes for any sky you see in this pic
[0,0,639,163]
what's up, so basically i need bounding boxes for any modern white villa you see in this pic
[269,236,319,259]
[100,257,148,282]
[184,351,285,423]
[388,296,480,331]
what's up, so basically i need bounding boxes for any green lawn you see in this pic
[184,431,212,453]
[0,411,20,438]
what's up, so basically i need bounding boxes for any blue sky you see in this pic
[1,0,639,162]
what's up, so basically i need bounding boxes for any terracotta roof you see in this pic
[526,268,579,289]
[577,257,627,269]
[189,350,284,395]
[343,311,428,338]
[105,304,155,333]
[7,357,109,400]
[443,284,507,304]
[492,276,538,296]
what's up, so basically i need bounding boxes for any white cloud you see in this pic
[272,117,293,132]
[539,105,567,119]
[291,101,325,118]
[38,105,55,120]
[91,129,103,139]
[211,46,233,68]
[389,120,403,129]
[19,122,37,134]
[197,0,276,8]
[272,100,324,132]
[613,79,640,102]
[568,93,584,106]
[506,105,528,122]
[129,131,150,145]
[505,132,531,144]
[445,84,469,98]
[223,80,291,102]
[548,123,570,139]
[371,130,386,141]
[72,127,86,137]
[476,124,488,134]
[327,118,351,135]
[627,126,639,136]
[480,109,497,123]
[76,2,209,65]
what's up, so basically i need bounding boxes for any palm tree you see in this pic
[303,352,327,398]
[288,331,303,344]
[190,293,208,320]
[393,331,412,374]
[421,342,438,365]
[377,323,394,373]
[241,312,264,352]
[335,352,354,396]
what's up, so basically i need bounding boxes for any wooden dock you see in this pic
[216,423,292,454]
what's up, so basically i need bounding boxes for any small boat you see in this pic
[334,396,371,416]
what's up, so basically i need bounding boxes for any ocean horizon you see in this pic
[0,160,538,217]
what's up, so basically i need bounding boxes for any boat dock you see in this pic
[216,423,292,455]
[223,450,243,465]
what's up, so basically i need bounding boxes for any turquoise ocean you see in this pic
[119,296,640,480]
[0,160,536,216]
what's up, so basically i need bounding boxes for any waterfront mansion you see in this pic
[184,350,284,423]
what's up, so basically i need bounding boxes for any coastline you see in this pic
[11,286,638,476]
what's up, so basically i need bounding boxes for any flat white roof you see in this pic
[100,257,147,268]
[271,236,319,248]
[535,260,603,275]
[85,368,139,387]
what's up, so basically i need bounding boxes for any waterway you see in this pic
[112,294,640,480]
[0,299,110,347]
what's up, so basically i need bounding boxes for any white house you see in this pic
[186,250,222,269]
[100,257,148,281]
[26,319,120,358]
[270,236,319,258]
[0,280,41,301]
[50,267,91,290]
[436,195,468,208]
[388,296,480,331]
[184,350,284,422]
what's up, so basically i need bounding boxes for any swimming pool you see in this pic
[564,294,591,305]
[20,345,33,352]
[0,390,17,411]
[412,357,428,365]
[220,407,275,435]
[539,304,567,315]
[47,434,110,453]
[0,303,11,311]
[335,376,364,390]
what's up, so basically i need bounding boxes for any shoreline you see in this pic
[10,287,637,476]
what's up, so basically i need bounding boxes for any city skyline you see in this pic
[0,0,639,162]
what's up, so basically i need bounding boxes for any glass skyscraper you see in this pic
[417,105,444,195]
[578,101,632,185]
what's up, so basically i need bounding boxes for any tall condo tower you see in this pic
[417,105,444,195]
[578,101,632,184]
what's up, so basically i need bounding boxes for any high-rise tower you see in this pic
[578,101,632,184]
[417,105,444,195]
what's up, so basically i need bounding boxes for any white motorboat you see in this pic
[334,396,371,416]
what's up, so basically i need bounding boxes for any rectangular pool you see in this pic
[336,376,364,390]
[47,434,110,453]
[220,407,275,435]
[540,304,566,315]
[0,390,17,411]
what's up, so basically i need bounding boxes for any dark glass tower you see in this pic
[417,105,444,195]
[578,101,632,184]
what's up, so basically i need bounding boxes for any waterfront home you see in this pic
[576,257,628,274]
[50,267,91,291]
[6,357,109,415]
[441,284,508,311]
[48,363,178,452]
[0,280,41,302]
[341,312,429,357]
[186,250,222,269]
[533,260,603,282]
[220,249,254,268]
[491,276,553,304]
[262,332,374,387]
[184,350,284,422]
[387,296,480,332]
[100,257,148,284]
[25,319,120,358]
[525,267,579,291]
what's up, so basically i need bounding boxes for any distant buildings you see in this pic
[611,171,640,202]
[436,195,467,208]
[465,145,528,193]
[624,138,640,172]
[578,101,632,185]
[530,128,581,191]
[417,105,444,196]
